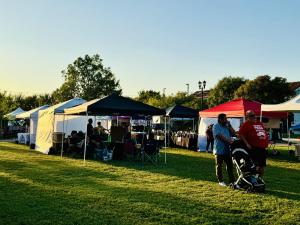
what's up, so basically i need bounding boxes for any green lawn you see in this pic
[0,142,299,225]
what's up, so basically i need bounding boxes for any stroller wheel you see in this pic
[229,183,235,189]
[246,187,253,193]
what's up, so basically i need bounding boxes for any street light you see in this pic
[198,80,206,110]
[186,83,189,94]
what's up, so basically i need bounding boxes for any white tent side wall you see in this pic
[27,105,50,145]
[35,108,55,154]
[54,115,95,136]
[29,115,39,145]
[197,117,241,152]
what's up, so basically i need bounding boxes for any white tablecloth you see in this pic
[17,133,30,144]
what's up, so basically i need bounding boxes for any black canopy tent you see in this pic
[166,105,198,118]
[64,93,165,116]
[164,105,198,149]
[63,93,165,163]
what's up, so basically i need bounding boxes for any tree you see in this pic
[52,54,122,102]
[207,76,246,107]
[234,75,294,104]
[0,91,55,119]
[136,90,207,110]
[136,90,161,103]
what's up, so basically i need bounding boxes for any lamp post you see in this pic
[163,88,166,97]
[198,80,206,110]
[186,83,189,94]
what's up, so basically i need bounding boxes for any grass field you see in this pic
[0,142,299,225]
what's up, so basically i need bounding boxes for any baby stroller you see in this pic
[230,140,265,193]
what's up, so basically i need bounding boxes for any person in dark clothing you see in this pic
[206,124,214,152]
[87,118,93,137]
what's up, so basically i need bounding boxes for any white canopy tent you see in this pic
[16,105,50,145]
[4,107,25,120]
[261,94,300,149]
[261,95,300,113]
[35,98,86,154]
[16,105,50,120]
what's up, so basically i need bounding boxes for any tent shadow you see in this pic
[1,143,299,202]
[109,151,300,202]
[109,151,217,183]
[0,172,269,225]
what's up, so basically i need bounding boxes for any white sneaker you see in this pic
[218,182,227,187]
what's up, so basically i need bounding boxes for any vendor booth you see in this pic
[35,98,86,154]
[261,94,300,151]
[4,107,25,120]
[63,93,165,163]
[198,98,287,152]
[165,105,198,150]
[2,107,26,138]
[16,105,50,146]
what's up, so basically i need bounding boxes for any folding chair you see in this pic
[142,140,159,165]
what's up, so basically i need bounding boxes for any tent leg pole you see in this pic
[164,116,167,164]
[287,117,290,151]
[84,111,88,164]
[61,114,65,158]
[168,117,170,147]
[193,118,195,132]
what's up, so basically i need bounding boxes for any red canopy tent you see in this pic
[200,98,287,118]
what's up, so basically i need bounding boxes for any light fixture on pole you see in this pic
[198,80,206,110]
[186,83,189,94]
[163,88,166,97]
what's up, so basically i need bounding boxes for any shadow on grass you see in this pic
[1,143,299,202]
[0,163,270,225]
[109,151,300,202]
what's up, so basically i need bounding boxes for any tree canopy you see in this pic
[52,54,122,102]
[0,91,53,119]
[207,76,247,107]
[234,75,294,104]
[135,90,208,110]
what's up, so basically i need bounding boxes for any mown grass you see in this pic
[0,142,299,225]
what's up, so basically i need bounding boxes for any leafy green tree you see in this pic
[234,75,294,104]
[207,76,246,107]
[136,90,161,103]
[0,91,54,119]
[52,54,122,102]
[0,91,16,118]
[136,90,207,110]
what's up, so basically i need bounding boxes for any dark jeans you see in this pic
[215,154,235,183]
[206,138,214,151]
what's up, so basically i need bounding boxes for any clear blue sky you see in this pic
[0,0,299,97]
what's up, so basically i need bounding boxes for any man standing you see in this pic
[239,110,268,177]
[213,113,236,186]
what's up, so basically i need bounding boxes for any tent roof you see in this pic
[4,107,25,120]
[166,105,198,118]
[200,98,288,118]
[261,94,300,112]
[16,105,50,119]
[64,93,165,116]
[42,98,86,114]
